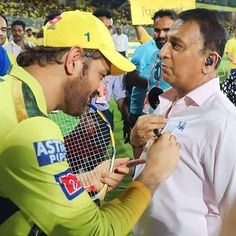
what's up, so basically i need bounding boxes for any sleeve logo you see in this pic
[33,140,66,166]
[55,169,84,200]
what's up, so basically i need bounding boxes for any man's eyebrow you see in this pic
[154,27,171,30]
[169,35,184,44]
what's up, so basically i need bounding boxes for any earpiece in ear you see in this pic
[205,57,213,66]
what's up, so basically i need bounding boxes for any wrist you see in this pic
[136,172,160,195]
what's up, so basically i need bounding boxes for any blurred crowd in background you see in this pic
[0,0,236,44]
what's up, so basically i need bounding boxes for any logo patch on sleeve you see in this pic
[55,169,84,200]
[33,140,66,166]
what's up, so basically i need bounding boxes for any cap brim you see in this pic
[99,48,136,75]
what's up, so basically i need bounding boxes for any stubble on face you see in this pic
[153,16,174,49]
[63,55,110,117]
[64,64,91,116]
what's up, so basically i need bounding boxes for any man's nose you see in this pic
[159,42,169,60]
[159,30,166,38]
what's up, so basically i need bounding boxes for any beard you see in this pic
[154,37,167,49]
[63,73,92,117]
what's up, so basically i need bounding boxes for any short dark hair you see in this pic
[43,11,62,26]
[11,20,26,31]
[0,14,8,26]
[177,8,226,67]
[152,9,177,21]
[93,8,112,19]
[17,47,103,67]
[26,28,32,32]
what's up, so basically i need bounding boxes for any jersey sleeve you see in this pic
[0,116,151,236]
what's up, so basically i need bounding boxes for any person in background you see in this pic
[112,24,128,57]
[127,9,176,158]
[4,20,34,58]
[220,72,236,106]
[225,24,236,75]
[0,14,15,64]
[0,46,10,76]
[0,14,7,46]
[132,8,236,236]
[0,10,180,235]
[92,7,130,138]
[0,14,10,75]
[25,28,38,45]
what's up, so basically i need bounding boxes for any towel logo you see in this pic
[176,121,186,131]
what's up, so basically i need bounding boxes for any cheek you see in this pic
[87,71,102,93]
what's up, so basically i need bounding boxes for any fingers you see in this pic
[130,114,167,147]
[100,172,125,192]
[113,157,130,168]
[137,114,167,125]
[126,159,146,168]
[114,166,130,175]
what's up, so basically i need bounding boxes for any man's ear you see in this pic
[202,52,219,74]
[65,47,83,75]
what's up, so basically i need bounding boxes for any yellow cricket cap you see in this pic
[43,10,135,75]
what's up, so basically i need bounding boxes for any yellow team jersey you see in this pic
[26,36,38,45]
[0,65,151,235]
[225,37,236,69]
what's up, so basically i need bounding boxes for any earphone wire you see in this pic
[216,52,226,79]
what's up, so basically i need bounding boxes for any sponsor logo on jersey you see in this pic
[164,120,187,134]
[33,140,66,166]
[55,169,84,200]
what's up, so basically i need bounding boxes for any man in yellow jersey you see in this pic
[225,25,236,74]
[0,10,180,235]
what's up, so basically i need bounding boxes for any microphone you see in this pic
[148,87,163,109]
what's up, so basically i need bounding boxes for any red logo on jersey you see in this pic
[55,169,84,200]
[48,15,62,25]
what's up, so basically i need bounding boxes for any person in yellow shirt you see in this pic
[225,25,236,74]
[0,10,180,235]
[25,28,38,45]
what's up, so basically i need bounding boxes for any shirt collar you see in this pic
[9,40,20,47]
[159,77,220,108]
[184,77,220,106]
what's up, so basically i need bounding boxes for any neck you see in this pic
[175,72,217,99]
[14,39,25,47]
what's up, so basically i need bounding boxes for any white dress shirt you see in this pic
[4,40,34,58]
[133,78,236,236]
[112,33,128,55]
